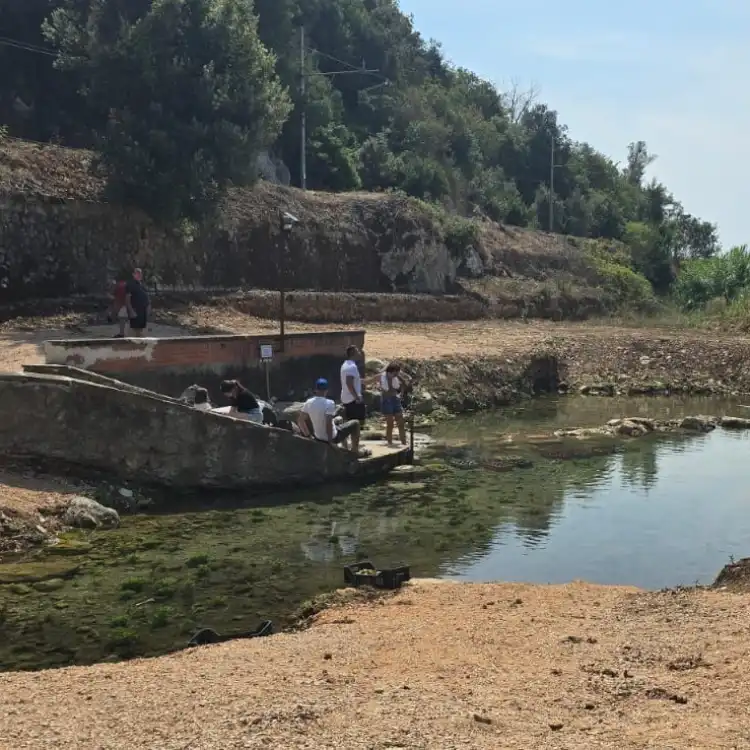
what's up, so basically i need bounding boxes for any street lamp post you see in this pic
[279,211,299,351]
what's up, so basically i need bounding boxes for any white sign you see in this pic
[260,344,273,360]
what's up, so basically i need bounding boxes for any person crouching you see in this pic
[297,378,360,453]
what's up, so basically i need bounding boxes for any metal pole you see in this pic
[409,413,415,464]
[279,270,286,348]
[549,136,554,232]
[300,26,307,190]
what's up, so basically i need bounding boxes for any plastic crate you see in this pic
[344,561,411,590]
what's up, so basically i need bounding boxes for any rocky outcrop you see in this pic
[553,415,723,440]
[62,497,120,530]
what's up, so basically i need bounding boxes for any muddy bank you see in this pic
[3,578,750,749]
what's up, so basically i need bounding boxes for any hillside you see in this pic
[0,138,651,317]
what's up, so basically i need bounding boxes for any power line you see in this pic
[0,36,57,57]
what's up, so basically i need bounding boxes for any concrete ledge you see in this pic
[44,330,365,373]
[0,370,363,490]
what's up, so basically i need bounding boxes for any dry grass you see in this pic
[2,580,749,749]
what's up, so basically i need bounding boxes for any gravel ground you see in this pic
[2,580,750,749]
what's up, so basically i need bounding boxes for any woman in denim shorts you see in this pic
[380,362,409,446]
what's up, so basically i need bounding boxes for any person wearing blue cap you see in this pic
[298,377,361,453]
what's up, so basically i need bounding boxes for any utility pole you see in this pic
[296,29,384,191]
[300,26,307,190]
[549,136,555,232]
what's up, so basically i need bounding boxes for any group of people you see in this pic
[109,268,151,338]
[181,380,273,425]
[180,344,411,457]
[297,345,411,454]
[108,272,408,453]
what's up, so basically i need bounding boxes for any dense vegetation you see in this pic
[0,0,726,300]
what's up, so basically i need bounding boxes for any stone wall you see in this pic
[0,372,356,489]
[226,290,487,322]
[0,195,176,302]
[43,330,366,400]
[0,185,463,303]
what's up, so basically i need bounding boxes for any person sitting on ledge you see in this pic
[297,378,365,455]
[219,379,264,424]
[178,384,212,411]
[192,387,212,412]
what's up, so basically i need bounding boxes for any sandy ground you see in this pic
[2,580,749,749]
[0,309,738,366]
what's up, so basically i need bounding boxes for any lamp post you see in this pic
[279,211,299,351]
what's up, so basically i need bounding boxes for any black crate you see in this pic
[344,561,411,590]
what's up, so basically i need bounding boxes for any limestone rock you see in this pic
[679,415,717,432]
[615,419,648,437]
[363,389,381,412]
[279,401,307,422]
[365,359,385,375]
[720,416,750,429]
[412,391,435,415]
[63,496,120,530]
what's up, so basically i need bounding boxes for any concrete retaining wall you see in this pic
[43,330,366,400]
[0,372,356,489]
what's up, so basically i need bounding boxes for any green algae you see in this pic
[1,394,742,672]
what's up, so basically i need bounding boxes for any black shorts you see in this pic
[129,311,148,330]
[344,401,366,425]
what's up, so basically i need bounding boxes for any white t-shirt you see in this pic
[301,396,337,441]
[340,360,361,404]
[379,373,401,392]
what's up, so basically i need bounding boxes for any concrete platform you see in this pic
[356,440,412,476]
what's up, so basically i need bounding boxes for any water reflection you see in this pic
[2,395,750,671]
[444,428,750,591]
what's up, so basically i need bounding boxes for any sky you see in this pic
[399,0,749,248]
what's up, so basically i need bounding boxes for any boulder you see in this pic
[614,419,648,437]
[63,496,120,530]
[412,390,435,415]
[363,388,382,412]
[279,401,307,422]
[720,416,750,429]
[365,359,385,375]
[679,415,717,432]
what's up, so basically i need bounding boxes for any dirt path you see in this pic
[1,580,749,749]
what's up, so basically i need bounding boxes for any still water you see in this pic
[2,394,750,670]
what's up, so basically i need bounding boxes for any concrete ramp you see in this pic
[0,370,367,490]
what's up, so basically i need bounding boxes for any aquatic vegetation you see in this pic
[2,395,749,671]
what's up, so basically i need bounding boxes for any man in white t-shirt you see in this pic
[298,378,360,452]
[340,344,367,425]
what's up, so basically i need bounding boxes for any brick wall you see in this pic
[44,330,365,375]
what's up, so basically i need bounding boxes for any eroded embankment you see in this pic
[2,578,750,749]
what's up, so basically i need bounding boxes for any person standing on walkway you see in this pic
[125,268,150,337]
[340,345,366,426]
[380,362,410,446]
[109,278,129,337]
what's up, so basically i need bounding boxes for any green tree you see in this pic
[675,246,750,310]
[0,0,721,285]
[45,0,291,223]
[623,221,674,292]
